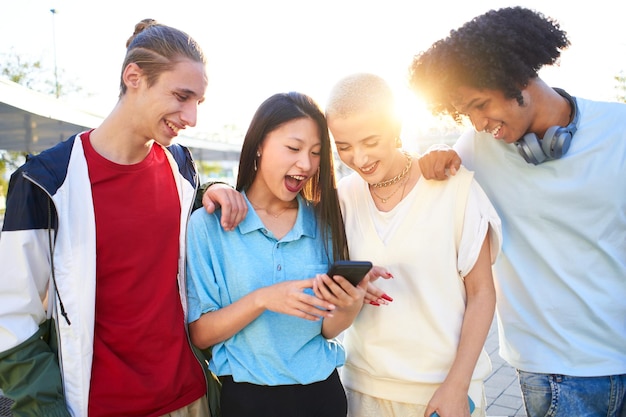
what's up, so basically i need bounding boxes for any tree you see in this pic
[1,49,44,87]
[0,48,82,98]
[0,151,26,214]
[615,71,626,103]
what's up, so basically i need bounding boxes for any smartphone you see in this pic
[327,260,373,286]
[431,396,475,417]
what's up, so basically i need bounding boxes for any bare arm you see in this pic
[425,233,495,417]
[189,278,336,349]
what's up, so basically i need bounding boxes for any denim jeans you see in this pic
[518,370,626,417]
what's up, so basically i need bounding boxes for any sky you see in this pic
[2,0,626,148]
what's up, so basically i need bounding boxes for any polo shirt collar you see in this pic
[239,191,317,240]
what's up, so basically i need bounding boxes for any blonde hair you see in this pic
[325,73,397,120]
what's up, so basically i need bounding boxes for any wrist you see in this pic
[204,181,234,189]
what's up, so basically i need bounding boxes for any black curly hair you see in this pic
[408,6,570,122]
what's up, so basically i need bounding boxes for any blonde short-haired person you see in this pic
[325,73,502,417]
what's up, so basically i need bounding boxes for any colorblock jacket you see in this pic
[0,133,199,417]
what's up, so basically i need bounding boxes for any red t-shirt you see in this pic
[82,132,205,416]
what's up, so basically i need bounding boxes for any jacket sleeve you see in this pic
[0,321,70,417]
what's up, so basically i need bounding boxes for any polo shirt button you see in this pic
[277,265,282,271]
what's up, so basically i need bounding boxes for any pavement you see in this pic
[0,318,524,417]
[483,318,526,417]
[0,395,11,417]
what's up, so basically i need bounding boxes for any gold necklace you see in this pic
[370,176,408,203]
[370,151,412,188]
[250,201,296,218]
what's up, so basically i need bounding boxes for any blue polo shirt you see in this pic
[186,193,345,385]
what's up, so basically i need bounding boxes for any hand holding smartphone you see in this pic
[326,260,372,286]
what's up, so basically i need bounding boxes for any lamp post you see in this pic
[50,8,59,98]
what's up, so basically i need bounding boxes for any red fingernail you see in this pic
[369,301,380,306]
[386,272,394,278]
[381,294,393,302]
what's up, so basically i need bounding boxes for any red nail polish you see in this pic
[369,301,380,306]
[386,272,394,278]
[381,294,393,302]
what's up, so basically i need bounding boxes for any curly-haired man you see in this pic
[410,7,626,417]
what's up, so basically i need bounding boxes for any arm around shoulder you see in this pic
[196,181,247,231]
[418,143,462,180]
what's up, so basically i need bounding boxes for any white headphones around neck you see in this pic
[514,88,579,165]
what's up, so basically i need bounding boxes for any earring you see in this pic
[254,151,261,172]
[395,137,403,148]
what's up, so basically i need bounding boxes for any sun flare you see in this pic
[392,85,464,153]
